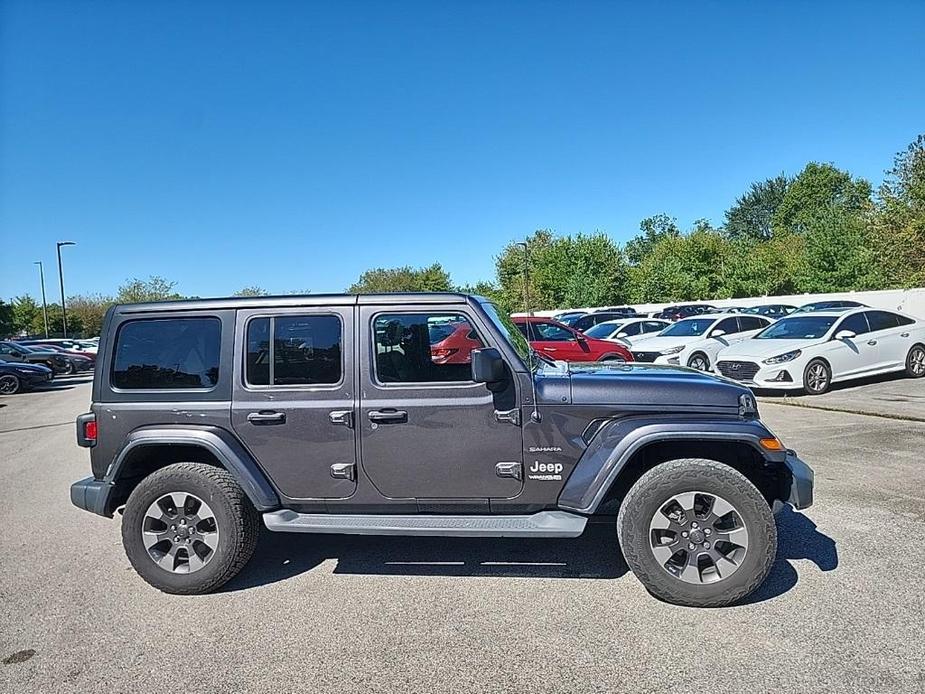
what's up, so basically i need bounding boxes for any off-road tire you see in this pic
[122,463,260,594]
[906,344,925,378]
[617,458,777,607]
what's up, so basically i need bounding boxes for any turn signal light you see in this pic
[759,437,784,451]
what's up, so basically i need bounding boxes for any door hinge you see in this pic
[495,462,522,480]
[329,410,354,429]
[330,463,355,481]
[495,408,521,426]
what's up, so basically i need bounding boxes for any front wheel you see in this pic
[121,463,260,594]
[803,358,831,395]
[687,353,710,371]
[617,459,777,607]
[906,344,925,378]
[0,374,22,395]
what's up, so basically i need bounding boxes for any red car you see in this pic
[512,316,633,363]
[429,322,482,364]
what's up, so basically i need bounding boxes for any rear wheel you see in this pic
[65,361,77,375]
[906,344,925,378]
[617,458,776,607]
[802,358,831,395]
[121,463,260,594]
[0,374,21,395]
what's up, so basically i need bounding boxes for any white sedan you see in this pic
[629,314,773,368]
[715,308,925,394]
[581,318,671,345]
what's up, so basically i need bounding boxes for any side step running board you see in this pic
[262,510,587,538]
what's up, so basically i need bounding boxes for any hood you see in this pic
[719,338,817,360]
[538,362,749,411]
[628,335,698,351]
[3,361,50,372]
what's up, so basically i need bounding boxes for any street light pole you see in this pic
[33,261,49,338]
[56,241,76,337]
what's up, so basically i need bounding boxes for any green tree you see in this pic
[116,276,183,303]
[624,214,681,265]
[796,210,881,292]
[10,296,41,334]
[233,286,271,297]
[67,294,114,337]
[0,299,14,337]
[772,162,872,236]
[494,230,556,311]
[723,174,790,241]
[628,227,729,303]
[719,234,803,298]
[347,263,452,293]
[872,134,925,287]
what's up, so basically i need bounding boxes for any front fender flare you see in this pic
[558,417,782,514]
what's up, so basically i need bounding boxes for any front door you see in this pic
[530,320,589,361]
[358,306,524,500]
[231,307,357,503]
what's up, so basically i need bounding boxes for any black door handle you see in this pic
[247,411,286,425]
[368,409,408,424]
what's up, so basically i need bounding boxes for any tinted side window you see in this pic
[621,323,642,336]
[644,321,666,333]
[112,318,221,390]
[515,323,530,339]
[896,314,915,326]
[374,313,484,384]
[714,317,740,335]
[738,316,768,331]
[866,310,901,332]
[838,313,870,335]
[533,322,574,341]
[246,315,342,387]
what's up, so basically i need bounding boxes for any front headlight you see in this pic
[739,392,759,418]
[763,349,802,365]
[661,345,685,355]
[16,368,36,375]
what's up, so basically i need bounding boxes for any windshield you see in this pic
[480,302,530,364]
[755,316,837,340]
[584,322,624,338]
[8,342,35,354]
[660,318,714,337]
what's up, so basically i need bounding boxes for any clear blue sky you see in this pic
[1,0,923,300]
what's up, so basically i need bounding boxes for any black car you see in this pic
[552,311,589,327]
[741,304,798,318]
[571,311,639,332]
[793,300,867,313]
[655,304,717,321]
[0,341,92,375]
[0,357,54,394]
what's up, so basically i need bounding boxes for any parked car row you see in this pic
[515,299,922,394]
[0,338,97,394]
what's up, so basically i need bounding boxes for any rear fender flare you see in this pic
[558,417,782,514]
[104,426,279,512]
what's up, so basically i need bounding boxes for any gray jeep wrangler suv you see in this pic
[70,293,812,606]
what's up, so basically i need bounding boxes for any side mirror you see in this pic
[711,330,726,338]
[835,330,856,340]
[616,332,628,338]
[471,347,506,384]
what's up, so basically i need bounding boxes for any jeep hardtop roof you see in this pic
[113,292,489,314]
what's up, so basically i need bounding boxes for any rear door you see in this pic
[865,310,908,369]
[231,306,357,504]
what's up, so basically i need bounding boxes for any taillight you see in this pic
[76,413,96,448]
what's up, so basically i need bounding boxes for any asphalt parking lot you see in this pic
[1,378,923,693]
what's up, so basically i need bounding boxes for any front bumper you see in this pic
[783,450,814,510]
[70,477,112,517]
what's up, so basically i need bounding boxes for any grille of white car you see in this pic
[716,360,760,381]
